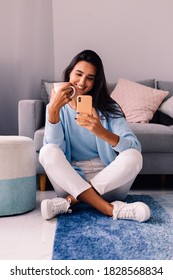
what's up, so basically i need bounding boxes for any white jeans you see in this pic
[39,144,142,202]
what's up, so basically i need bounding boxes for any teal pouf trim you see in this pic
[0,176,36,216]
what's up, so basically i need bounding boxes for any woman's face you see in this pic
[69,61,96,96]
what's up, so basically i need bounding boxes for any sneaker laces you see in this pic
[112,201,151,222]
[118,206,136,220]
[112,202,126,220]
[52,198,71,215]
[113,202,137,220]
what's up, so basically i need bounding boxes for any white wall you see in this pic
[0,0,54,134]
[53,0,173,83]
[1,0,173,134]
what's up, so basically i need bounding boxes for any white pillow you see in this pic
[44,81,54,99]
[111,78,169,123]
[158,96,173,118]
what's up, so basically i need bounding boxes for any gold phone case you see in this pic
[77,95,92,115]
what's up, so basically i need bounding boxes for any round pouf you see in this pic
[0,136,36,216]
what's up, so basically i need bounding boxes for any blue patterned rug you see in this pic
[52,194,173,260]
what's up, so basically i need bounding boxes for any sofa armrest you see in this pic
[18,99,45,139]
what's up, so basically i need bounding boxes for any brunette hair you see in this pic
[63,50,123,118]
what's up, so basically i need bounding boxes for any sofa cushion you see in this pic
[129,123,173,152]
[108,79,159,123]
[111,78,168,123]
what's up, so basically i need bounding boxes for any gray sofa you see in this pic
[18,79,173,190]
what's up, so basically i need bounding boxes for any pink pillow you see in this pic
[111,78,169,123]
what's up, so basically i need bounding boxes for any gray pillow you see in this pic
[138,78,155,88]
[42,78,156,103]
[157,81,173,100]
[41,79,160,124]
[41,79,59,104]
[108,79,155,94]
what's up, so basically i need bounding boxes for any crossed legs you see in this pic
[39,144,144,218]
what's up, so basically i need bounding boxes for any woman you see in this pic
[39,50,150,222]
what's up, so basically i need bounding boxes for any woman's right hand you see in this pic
[48,83,73,123]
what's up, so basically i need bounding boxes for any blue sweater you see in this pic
[43,104,141,167]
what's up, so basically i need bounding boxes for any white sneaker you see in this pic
[41,197,71,220]
[112,201,150,222]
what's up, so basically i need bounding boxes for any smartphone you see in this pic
[77,95,92,116]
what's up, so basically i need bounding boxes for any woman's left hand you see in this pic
[77,108,120,146]
[76,108,105,137]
